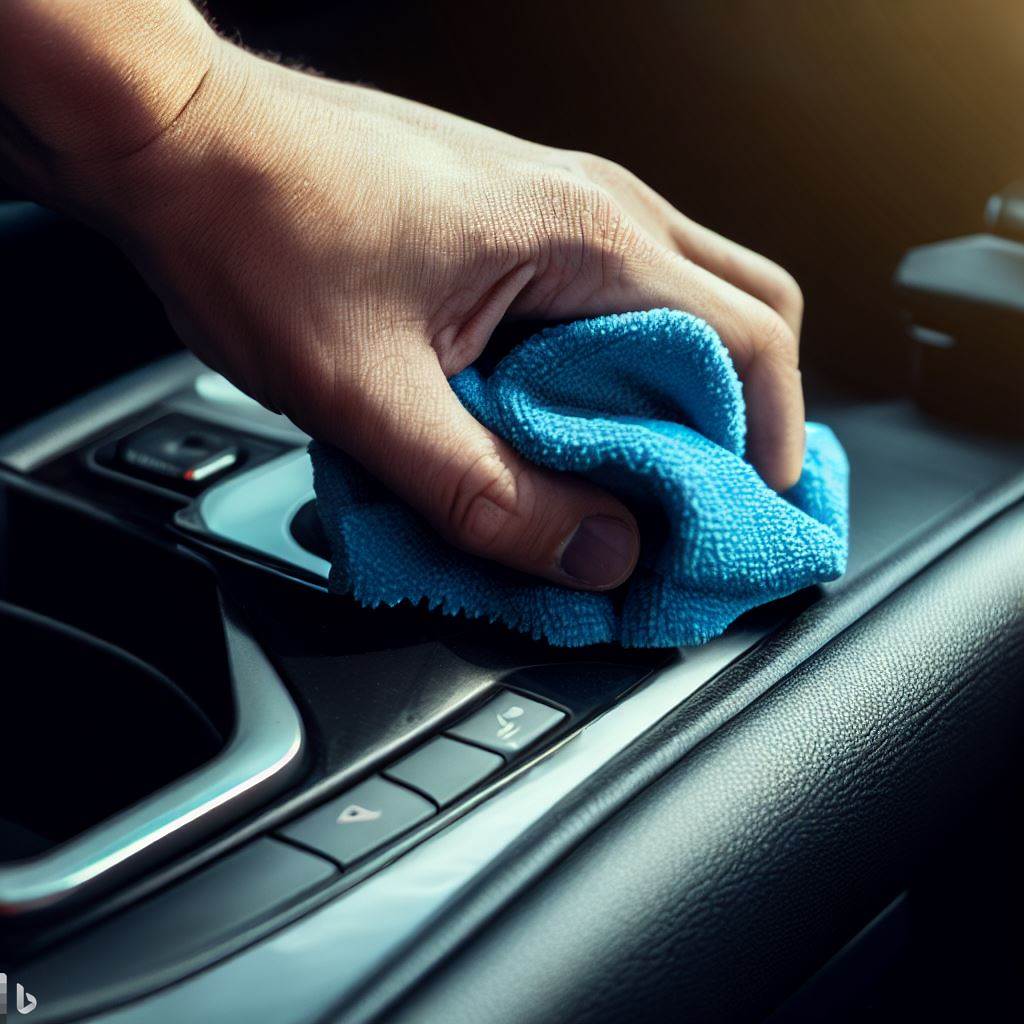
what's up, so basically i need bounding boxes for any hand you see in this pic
[1,7,804,590]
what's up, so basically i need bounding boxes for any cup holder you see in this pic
[0,603,224,861]
[0,483,305,917]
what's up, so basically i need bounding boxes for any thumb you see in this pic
[331,338,639,591]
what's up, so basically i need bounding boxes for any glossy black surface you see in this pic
[18,840,336,1024]
[0,603,221,856]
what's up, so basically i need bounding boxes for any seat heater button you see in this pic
[384,736,503,806]
[279,776,434,867]
[446,691,566,755]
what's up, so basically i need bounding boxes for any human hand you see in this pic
[1,5,804,590]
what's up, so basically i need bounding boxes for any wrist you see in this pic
[0,1,216,201]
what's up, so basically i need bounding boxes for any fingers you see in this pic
[579,155,804,338]
[513,160,806,491]
[668,220,804,340]
[515,212,806,491]
[651,260,805,491]
[327,336,640,590]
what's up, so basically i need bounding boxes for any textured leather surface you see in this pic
[377,503,1024,1024]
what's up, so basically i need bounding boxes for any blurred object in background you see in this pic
[985,177,1024,242]
[897,183,1024,436]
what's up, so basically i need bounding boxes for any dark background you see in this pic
[4,0,1024,430]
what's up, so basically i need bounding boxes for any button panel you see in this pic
[278,692,566,870]
[446,691,566,755]
[279,776,434,868]
[384,736,503,807]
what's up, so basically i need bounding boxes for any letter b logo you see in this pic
[16,984,36,1015]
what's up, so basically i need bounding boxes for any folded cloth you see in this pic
[311,309,849,648]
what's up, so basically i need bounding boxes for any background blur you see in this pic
[4,0,1024,426]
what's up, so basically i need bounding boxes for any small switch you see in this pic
[278,776,434,868]
[384,737,503,806]
[446,691,566,755]
[117,420,240,487]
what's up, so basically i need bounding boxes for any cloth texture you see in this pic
[311,309,849,648]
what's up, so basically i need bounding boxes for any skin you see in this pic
[0,1,805,590]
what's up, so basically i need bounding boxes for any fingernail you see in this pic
[559,516,638,589]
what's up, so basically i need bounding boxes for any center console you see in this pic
[1,339,1021,1022]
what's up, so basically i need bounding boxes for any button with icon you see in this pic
[336,803,383,824]
[279,776,435,868]
[447,691,567,755]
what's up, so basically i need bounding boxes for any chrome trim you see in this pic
[0,604,305,916]
[0,354,202,474]
[0,358,308,475]
[96,624,768,1024]
[184,449,329,580]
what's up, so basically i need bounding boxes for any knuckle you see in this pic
[550,176,627,245]
[440,449,575,568]
[574,188,644,268]
[566,149,649,199]
[763,264,804,320]
[441,446,528,556]
[538,178,644,295]
[578,152,635,187]
[751,307,798,363]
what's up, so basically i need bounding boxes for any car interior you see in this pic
[0,2,1021,1022]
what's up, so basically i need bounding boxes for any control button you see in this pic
[278,776,434,867]
[116,418,240,487]
[384,737,504,806]
[447,691,566,755]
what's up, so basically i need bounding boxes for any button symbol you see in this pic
[495,705,525,740]
[336,804,382,825]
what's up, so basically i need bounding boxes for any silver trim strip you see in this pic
[0,605,305,916]
[0,355,203,474]
[0,359,311,474]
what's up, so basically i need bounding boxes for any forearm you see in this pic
[0,0,214,203]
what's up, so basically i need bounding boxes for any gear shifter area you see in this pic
[178,448,332,579]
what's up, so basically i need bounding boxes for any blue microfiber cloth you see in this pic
[311,309,849,648]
